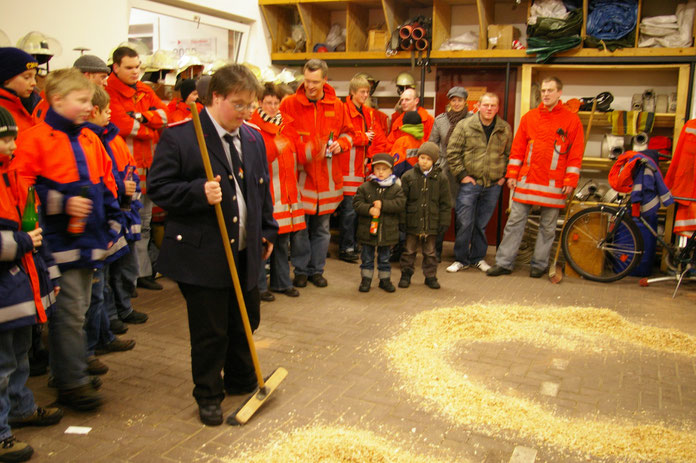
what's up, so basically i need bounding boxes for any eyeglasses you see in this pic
[231,102,255,113]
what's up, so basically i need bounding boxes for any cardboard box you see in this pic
[487,25,514,49]
[368,30,388,51]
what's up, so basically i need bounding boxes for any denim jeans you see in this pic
[108,242,138,320]
[0,326,36,440]
[495,201,560,271]
[453,182,502,265]
[291,214,330,277]
[84,267,115,357]
[49,267,93,390]
[360,244,392,280]
[136,194,157,277]
[337,195,357,252]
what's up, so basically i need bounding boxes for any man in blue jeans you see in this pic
[445,93,512,273]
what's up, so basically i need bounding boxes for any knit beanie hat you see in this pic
[73,54,110,74]
[0,107,18,138]
[179,79,197,102]
[0,47,38,84]
[371,153,394,169]
[402,110,422,125]
[418,141,439,163]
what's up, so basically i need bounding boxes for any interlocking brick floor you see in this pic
[22,244,696,462]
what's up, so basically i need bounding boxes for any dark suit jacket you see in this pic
[147,109,278,290]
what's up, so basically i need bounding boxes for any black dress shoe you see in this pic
[273,287,299,297]
[309,274,328,287]
[530,267,547,278]
[293,274,308,288]
[137,276,163,290]
[260,291,275,302]
[109,318,128,334]
[198,403,223,426]
[486,265,512,277]
[338,250,359,263]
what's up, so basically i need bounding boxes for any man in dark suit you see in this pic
[147,65,278,426]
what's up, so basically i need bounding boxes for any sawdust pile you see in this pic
[386,304,696,463]
[223,425,455,463]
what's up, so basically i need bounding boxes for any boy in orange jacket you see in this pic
[14,69,128,412]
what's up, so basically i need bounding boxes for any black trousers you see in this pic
[177,259,260,406]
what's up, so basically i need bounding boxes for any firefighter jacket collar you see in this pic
[44,107,84,136]
[295,82,339,106]
[538,101,565,113]
[107,72,140,98]
[345,95,364,118]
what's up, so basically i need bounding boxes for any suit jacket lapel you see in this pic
[239,124,255,175]
[199,109,232,175]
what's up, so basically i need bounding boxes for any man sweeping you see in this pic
[147,65,278,426]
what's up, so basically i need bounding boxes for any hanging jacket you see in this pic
[280,82,355,215]
[13,108,128,271]
[166,98,203,124]
[84,121,143,241]
[665,119,696,234]
[1,160,57,332]
[626,151,674,217]
[249,110,305,234]
[387,107,434,148]
[341,95,388,195]
[106,73,167,175]
[506,102,584,208]
[0,87,36,132]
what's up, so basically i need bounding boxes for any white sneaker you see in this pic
[446,261,468,273]
[473,260,491,272]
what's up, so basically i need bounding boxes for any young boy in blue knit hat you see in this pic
[0,106,63,462]
[352,153,405,292]
[0,47,39,132]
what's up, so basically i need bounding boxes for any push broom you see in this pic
[188,103,287,425]
[548,97,598,283]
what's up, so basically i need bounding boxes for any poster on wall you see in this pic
[167,38,217,61]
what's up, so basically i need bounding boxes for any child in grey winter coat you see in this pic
[352,153,406,292]
[399,142,452,289]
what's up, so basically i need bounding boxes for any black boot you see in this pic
[398,273,411,288]
[378,278,396,292]
[359,277,371,292]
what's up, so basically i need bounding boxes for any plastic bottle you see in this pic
[67,186,90,236]
[325,131,334,159]
[369,214,379,236]
[21,186,38,232]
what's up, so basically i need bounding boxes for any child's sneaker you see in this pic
[446,261,468,273]
[378,278,396,292]
[0,435,33,462]
[359,277,371,292]
[473,260,491,272]
[425,277,441,289]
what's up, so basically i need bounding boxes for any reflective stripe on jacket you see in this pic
[106,73,167,170]
[507,102,584,208]
[249,111,305,234]
[280,83,354,215]
[13,109,128,270]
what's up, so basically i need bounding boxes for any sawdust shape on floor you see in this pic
[385,303,696,463]
[223,425,457,463]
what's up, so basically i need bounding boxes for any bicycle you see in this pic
[561,195,696,291]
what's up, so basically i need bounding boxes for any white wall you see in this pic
[1,0,271,69]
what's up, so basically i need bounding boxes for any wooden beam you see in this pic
[432,0,451,51]
[347,3,369,52]
[476,0,494,50]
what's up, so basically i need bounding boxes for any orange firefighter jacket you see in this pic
[106,73,167,171]
[165,99,203,124]
[279,82,355,215]
[387,106,434,148]
[249,110,306,234]
[341,95,388,195]
[0,87,35,132]
[506,102,584,208]
[665,119,696,235]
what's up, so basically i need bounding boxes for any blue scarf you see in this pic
[368,173,397,187]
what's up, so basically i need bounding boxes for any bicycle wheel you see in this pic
[562,206,644,282]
